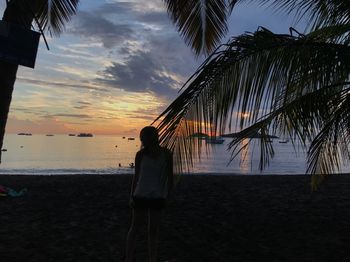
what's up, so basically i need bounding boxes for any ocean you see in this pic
[0,134,348,175]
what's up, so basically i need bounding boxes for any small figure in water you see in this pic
[129,162,135,168]
[124,126,173,262]
[118,163,122,167]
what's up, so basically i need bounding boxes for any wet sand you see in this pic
[1,174,350,262]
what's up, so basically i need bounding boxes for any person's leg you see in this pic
[148,207,163,262]
[125,207,147,262]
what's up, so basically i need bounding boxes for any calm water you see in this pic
[0,134,349,175]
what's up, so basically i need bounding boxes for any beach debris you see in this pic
[0,185,27,197]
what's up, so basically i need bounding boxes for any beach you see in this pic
[1,174,350,262]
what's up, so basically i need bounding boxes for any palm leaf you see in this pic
[165,0,350,55]
[34,0,79,35]
[236,0,350,30]
[154,26,350,174]
[306,86,350,188]
[229,83,350,170]
[163,0,230,55]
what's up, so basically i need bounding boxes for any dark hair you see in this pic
[140,126,159,152]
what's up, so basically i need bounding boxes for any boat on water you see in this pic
[68,134,75,136]
[279,139,289,143]
[191,133,209,140]
[46,134,54,136]
[18,133,32,136]
[206,137,225,144]
[77,133,93,137]
[128,137,135,140]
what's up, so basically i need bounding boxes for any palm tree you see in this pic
[156,0,350,187]
[0,0,79,162]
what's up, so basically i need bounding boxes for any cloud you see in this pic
[17,77,110,92]
[97,50,180,99]
[68,1,174,50]
[94,2,135,15]
[127,115,157,121]
[65,1,199,101]
[69,11,134,48]
[136,10,170,25]
[95,1,169,25]
[74,106,88,109]
[52,113,92,119]
[6,116,74,134]
[11,107,48,116]
[126,128,138,134]
[74,101,91,109]
[146,35,200,77]
[77,101,92,105]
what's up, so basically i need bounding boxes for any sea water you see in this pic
[0,134,349,175]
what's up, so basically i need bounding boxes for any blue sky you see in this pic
[2,0,305,135]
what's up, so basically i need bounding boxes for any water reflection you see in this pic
[239,139,250,174]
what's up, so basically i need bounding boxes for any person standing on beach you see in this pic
[125,126,173,262]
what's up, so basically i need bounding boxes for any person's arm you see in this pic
[130,151,141,200]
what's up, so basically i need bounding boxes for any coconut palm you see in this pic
[163,0,234,55]
[155,0,350,187]
[0,0,79,162]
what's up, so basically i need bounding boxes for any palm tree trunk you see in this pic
[0,59,18,163]
[0,0,34,163]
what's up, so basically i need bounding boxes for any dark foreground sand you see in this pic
[1,174,350,262]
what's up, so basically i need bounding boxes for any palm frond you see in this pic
[154,27,350,174]
[229,83,350,171]
[238,0,350,30]
[307,24,350,43]
[163,0,230,55]
[35,0,79,36]
[306,87,350,189]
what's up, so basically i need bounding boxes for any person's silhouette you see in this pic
[125,126,173,262]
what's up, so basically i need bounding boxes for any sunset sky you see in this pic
[2,0,303,135]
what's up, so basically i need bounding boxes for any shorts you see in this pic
[132,197,166,209]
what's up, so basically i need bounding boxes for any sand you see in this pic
[1,174,350,262]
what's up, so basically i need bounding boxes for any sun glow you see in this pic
[241,112,250,118]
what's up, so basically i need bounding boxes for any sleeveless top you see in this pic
[133,149,169,199]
